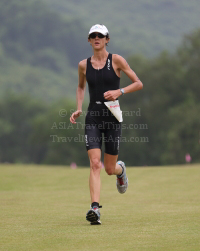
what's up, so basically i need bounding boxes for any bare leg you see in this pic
[104,153,122,176]
[88,148,102,203]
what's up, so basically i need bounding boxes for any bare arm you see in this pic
[104,54,143,101]
[70,60,86,124]
[76,60,86,111]
[117,55,143,94]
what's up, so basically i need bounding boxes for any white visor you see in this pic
[88,24,109,36]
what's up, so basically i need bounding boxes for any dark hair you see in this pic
[105,34,110,46]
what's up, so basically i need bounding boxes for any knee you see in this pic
[90,157,101,171]
[105,165,115,176]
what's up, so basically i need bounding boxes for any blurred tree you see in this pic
[0,92,47,163]
[120,28,200,165]
[1,27,200,166]
[30,99,88,165]
[0,0,90,68]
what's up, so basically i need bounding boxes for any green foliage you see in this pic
[0,56,77,102]
[0,93,89,165]
[119,29,200,165]
[0,93,47,163]
[0,0,200,165]
[0,0,90,101]
[0,0,90,67]
[30,99,88,165]
[2,0,200,102]
[1,0,200,102]
[44,0,200,57]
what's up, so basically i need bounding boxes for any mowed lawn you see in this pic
[0,164,200,251]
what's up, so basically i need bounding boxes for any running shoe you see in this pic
[86,205,102,225]
[116,161,128,194]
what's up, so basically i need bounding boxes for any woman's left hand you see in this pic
[104,89,121,101]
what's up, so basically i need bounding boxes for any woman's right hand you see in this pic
[70,110,82,124]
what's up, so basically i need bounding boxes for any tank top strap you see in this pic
[106,53,112,71]
[108,53,112,60]
[87,57,92,68]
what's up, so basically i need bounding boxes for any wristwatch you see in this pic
[120,88,125,95]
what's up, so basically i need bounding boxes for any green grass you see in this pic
[0,164,200,251]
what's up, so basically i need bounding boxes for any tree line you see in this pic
[0,0,89,101]
[1,28,200,166]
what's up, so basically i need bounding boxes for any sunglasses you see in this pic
[89,33,105,39]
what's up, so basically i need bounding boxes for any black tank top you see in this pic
[86,53,120,103]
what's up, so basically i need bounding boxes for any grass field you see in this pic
[0,164,200,251]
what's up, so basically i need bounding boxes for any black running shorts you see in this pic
[85,102,122,155]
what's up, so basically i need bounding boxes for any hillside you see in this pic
[1,24,200,165]
[44,0,200,57]
[1,0,200,101]
[0,0,85,101]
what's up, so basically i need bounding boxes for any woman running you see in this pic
[70,24,143,225]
